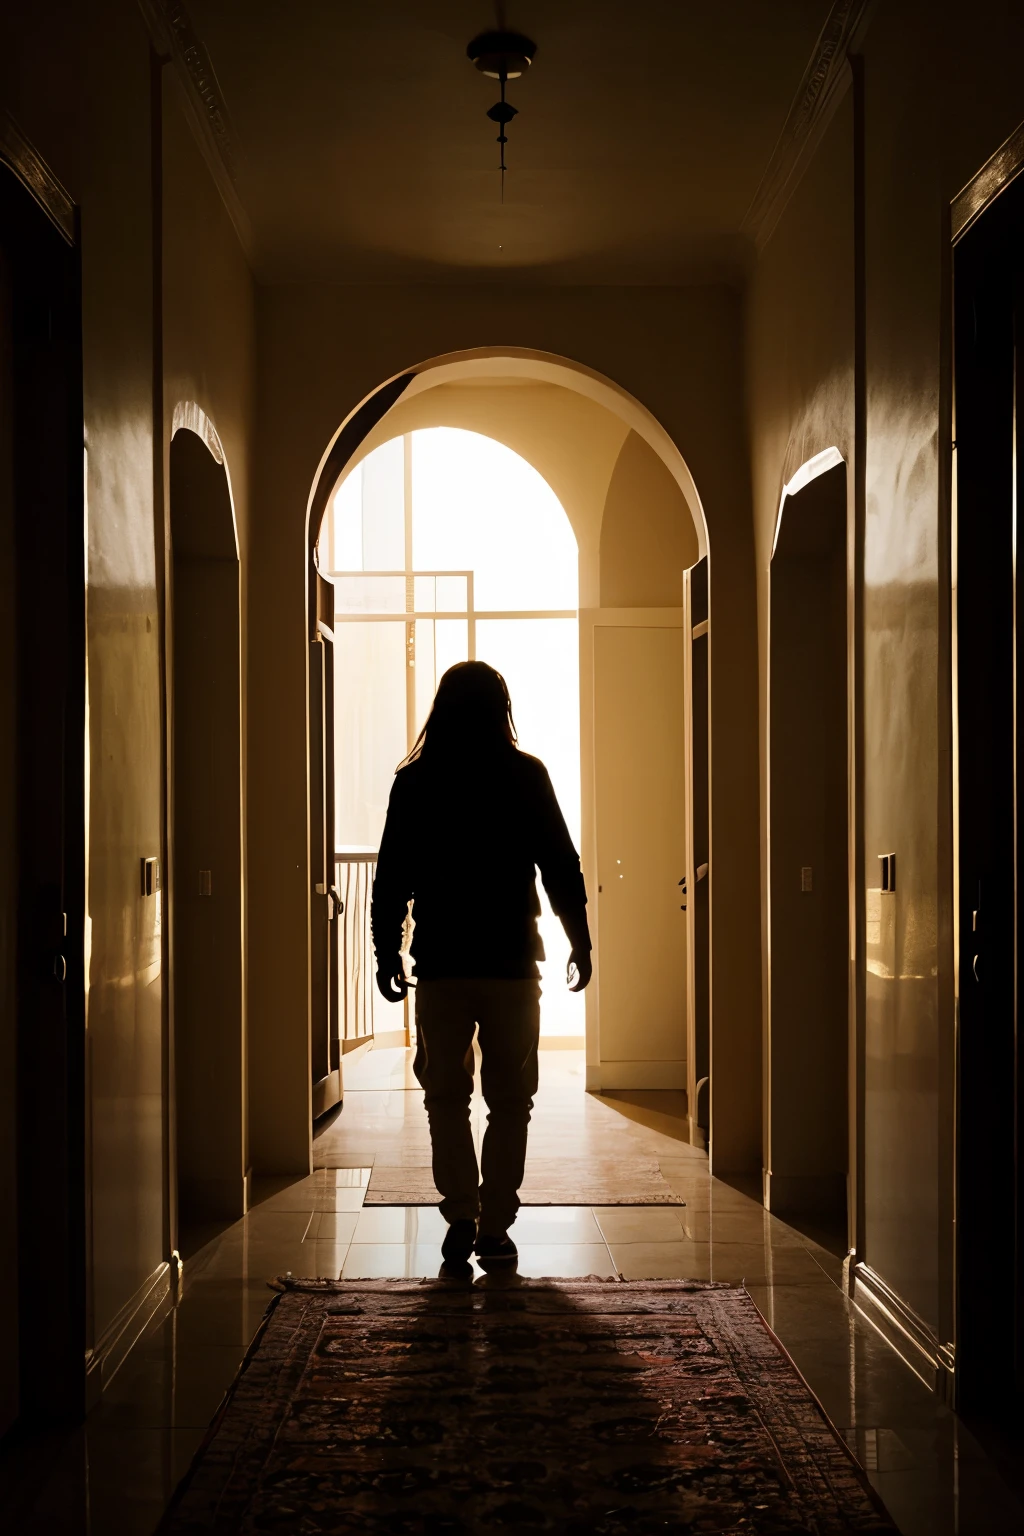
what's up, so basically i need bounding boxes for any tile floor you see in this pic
[2,1046,1022,1533]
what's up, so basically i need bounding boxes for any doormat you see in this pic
[159,1278,896,1533]
[363,1156,686,1205]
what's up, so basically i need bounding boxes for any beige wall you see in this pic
[162,72,256,1224]
[746,0,1024,1342]
[2,0,167,1347]
[746,91,856,1243]
[163,73,255,565]
[0,0,258,1373]
[601,430,700,606]
[250,284,761,1174]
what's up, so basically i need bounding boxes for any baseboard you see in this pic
[587,1060,686,1090]
[372,1028,407,1050]
[312,1068,341,1119]
[851,1261,954,1395]
[85,1259,174,1404]
[764,1171,845,1220]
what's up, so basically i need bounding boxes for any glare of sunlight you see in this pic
[411,428,578,610]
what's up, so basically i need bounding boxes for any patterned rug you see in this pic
[160,1278,896,1533]
[362,1156,685,1205]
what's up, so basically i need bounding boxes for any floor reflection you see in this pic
[0,1045,1021,1533]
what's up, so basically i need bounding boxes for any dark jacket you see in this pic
[371,747,591,980]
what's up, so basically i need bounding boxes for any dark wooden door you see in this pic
[0,162,85,1425]
[953,169,1024,1412]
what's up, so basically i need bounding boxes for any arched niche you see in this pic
[169,416,245,1231]
[766,452,849,1239]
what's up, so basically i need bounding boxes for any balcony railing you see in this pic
[336,850,377,1044]
[335,849,412,1049]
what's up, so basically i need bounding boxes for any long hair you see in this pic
[403,661,518,767]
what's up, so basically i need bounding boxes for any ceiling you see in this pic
[187,0,833,284]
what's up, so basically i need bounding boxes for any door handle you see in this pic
[327,884,344,920]
[678,875,687,911]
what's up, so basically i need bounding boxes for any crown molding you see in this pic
[951,116,1024,243]
[0,109,75,243]
[137,0,253,259]
[742,0,872,253]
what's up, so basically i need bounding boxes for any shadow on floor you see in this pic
[593,1088,691,1145]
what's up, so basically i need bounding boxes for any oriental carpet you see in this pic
[160,1277,896,1533]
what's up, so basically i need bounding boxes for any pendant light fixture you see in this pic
[466,29,537,202]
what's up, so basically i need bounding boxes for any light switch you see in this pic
[199,869,212,897]
[801,866,813,892]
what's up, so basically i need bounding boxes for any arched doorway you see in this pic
[304,352,709,1148]
[315,426,583,1094]
[169,415,245,1234]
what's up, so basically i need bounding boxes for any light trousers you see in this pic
[413,977,541,1234]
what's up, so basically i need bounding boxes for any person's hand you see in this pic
[375,958,408,1003]
[567,950,592,992]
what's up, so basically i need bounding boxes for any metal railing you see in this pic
[335,850,379,1044]
[335,848,413,1048]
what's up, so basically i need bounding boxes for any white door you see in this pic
[585,612,688,1089]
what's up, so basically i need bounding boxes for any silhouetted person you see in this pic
[372,661,592,1268]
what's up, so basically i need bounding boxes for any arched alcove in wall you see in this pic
[169,417,245,1231]
[767,452,849,1242]
[303,350,710,1134]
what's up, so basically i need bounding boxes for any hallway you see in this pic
[5,1,1024,1529]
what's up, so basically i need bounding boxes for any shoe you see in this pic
[441,1218,477,1264]
[475,1230,518,1263]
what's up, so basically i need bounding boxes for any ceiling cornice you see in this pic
[741,0,872,253]
[137,0,253,258]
